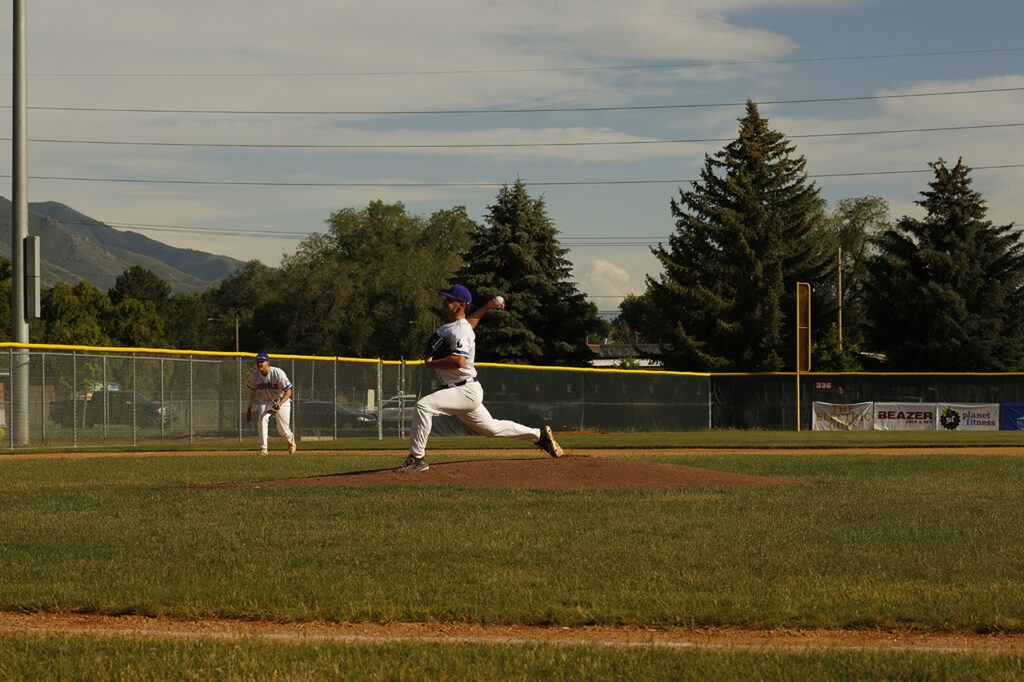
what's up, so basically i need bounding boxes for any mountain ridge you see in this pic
[0,197,247,293]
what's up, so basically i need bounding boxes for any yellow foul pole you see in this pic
[796,282,811,431]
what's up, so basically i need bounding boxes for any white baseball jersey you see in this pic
[435,318,476,386]
[246,366,292,402]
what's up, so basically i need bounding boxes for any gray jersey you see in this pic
[246,366,292,402]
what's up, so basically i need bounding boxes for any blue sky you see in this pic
[2,0,1023,316]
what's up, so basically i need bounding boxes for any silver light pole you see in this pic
[11,0,30,445]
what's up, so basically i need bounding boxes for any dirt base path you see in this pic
[2,612,1023,654]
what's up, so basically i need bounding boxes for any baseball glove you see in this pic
[270,400,281,413]
[423,332,450,360]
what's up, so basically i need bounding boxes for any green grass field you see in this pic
[2,431,1023,678]
[3,636,1024,681]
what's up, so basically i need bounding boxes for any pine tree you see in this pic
[864,159,1024,370]
[456,179,606,365]
[646,100,833,371]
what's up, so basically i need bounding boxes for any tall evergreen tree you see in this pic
[108,265,172,307]
[105,266,171,347]
[646,100,833,371]
[864,159,1024,370]
[456,179,606,365]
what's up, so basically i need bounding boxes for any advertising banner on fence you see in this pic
[1001,403,1024,430]
[812,401,873,431]
[873,403,935,430]
[935,403,1000,431]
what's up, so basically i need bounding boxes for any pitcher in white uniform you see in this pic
[399,284,562,473]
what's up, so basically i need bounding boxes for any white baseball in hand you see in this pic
[494,296,505,308]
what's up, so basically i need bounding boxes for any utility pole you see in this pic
[11,0,30,445]
[837,247,843,353]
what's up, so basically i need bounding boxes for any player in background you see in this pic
[399,284,562,473]
[246,352,297,455]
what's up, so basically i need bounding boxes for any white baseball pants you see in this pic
[409,381,540,457]
[256,400,294,449]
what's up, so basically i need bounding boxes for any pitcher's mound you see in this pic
[192,455,805,491]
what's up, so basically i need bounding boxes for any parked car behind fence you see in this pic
[50,389,176,428]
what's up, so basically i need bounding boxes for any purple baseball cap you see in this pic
[255,352,270,363]
[440,284,472,304]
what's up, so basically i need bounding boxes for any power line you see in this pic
[5,122,1022,150]
[9,47,1024,77]
[6,163,1023,188]
[105,222,666,245]
[4,87,1023,116]
[32,210,1024,247]
[38,215,657,243]
[49,216,666,243]
[105,222,299,239]
[33,216,1023,249]
[42,217,303,240]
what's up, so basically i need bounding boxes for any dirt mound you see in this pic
[191,454,806,491]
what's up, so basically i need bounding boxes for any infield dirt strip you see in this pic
[2,612,1024,654]
[189,453,808,491]
[179,446,1024,491]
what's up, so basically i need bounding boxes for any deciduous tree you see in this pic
[205,260,280,353]
[813,196,892,370]
[280,201,474,358]
[0,256,11,340]
[39,281,115,346]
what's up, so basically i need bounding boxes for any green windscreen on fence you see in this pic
[711,373,1024,430]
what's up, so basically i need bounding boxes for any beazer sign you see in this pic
[877,410,931,420]
[873,402,935,431]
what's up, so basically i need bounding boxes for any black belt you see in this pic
[443,376,479,389]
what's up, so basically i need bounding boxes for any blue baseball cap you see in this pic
[440,284,472,304]
[255,352,270,363]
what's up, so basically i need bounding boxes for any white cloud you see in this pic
[576,258,635,299]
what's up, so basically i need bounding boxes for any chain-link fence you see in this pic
[0,345,710,448]
[4,344,1024,447]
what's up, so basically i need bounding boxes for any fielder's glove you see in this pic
[423,332,450,360]
[270,400,281,413]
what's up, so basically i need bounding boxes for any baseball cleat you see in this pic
[398,454,429,473]
[259,447,268,456]
[288,439,297,454]
[536,425,563,458]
